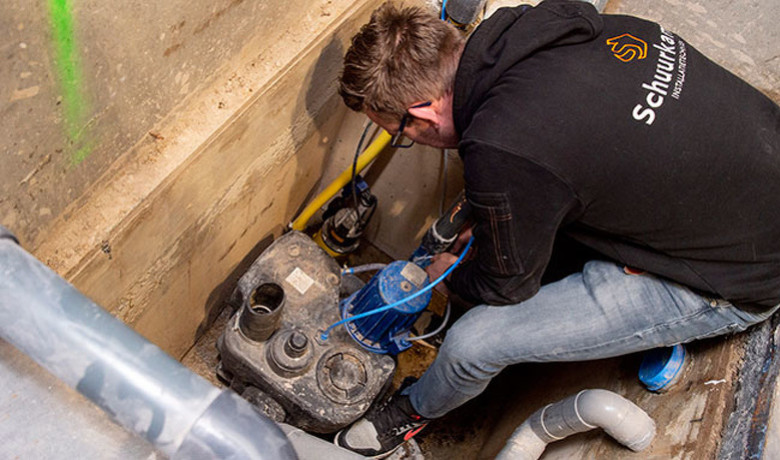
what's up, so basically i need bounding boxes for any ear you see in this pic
[407,101,441,127]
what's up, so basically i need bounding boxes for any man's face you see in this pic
[366,101,459,149]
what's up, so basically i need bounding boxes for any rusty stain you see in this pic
[171,20,186,33]
[148,131,164,140]
[163,43,183,57]
[193,0,244,35]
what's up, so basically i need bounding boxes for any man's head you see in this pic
[340,3,465,149]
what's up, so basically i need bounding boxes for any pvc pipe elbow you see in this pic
[575,389,656,452]
[497,389,655,460]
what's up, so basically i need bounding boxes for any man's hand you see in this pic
[425,226,475,295]
[426,252,459,295]
[450,226,473,253]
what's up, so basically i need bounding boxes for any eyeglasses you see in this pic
[390,101,432,148]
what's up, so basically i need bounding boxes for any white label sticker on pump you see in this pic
[286,267,314,295]
[400,262,427,288]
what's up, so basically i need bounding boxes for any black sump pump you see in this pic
[216,231,395,433]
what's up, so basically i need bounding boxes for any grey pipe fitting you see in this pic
[280,424,365,460]
[175,391,298,459]
[496,389,656,459]
[0,234,297,460]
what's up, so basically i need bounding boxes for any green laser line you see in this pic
[48,0,92,165]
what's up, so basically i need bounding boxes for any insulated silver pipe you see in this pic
[496,389,656,459]
[0,227,297,459]
[445,0,488,25]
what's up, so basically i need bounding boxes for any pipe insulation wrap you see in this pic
[496,389,655,460]
[445,0,487,24]
[0,233,296,460]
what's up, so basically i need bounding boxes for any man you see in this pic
[335,1,780,456]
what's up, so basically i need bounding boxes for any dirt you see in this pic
[181,306,233,388]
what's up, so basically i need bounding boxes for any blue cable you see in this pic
[320,236,474,341]
[441,0,448,21]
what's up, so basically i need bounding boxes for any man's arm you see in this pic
[447,142,583,305]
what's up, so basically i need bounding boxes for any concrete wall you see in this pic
[3,0,302,246]
[2,0,380,358]
[606,0,779,101]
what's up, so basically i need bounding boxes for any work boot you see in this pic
[335,392,429,458]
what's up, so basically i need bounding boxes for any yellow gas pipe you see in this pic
[289,130,391,232]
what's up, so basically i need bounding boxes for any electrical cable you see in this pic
[408,300,451,342]
[319,235,474,341]
[340,120,377,238]
[440,149,449,216]
[351,121,373,218]
[441,0,448,21]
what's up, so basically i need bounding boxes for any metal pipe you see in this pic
[444,0,487,25]
[0,226,297,460]
[341,263,388,276]
[496,389,656,459]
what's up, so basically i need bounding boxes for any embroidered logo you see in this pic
[606,34,648,62]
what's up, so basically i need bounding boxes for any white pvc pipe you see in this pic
[496,389,656,460]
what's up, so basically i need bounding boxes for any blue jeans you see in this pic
[406,260,778,418]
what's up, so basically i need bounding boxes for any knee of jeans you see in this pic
[439,318,496,372]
